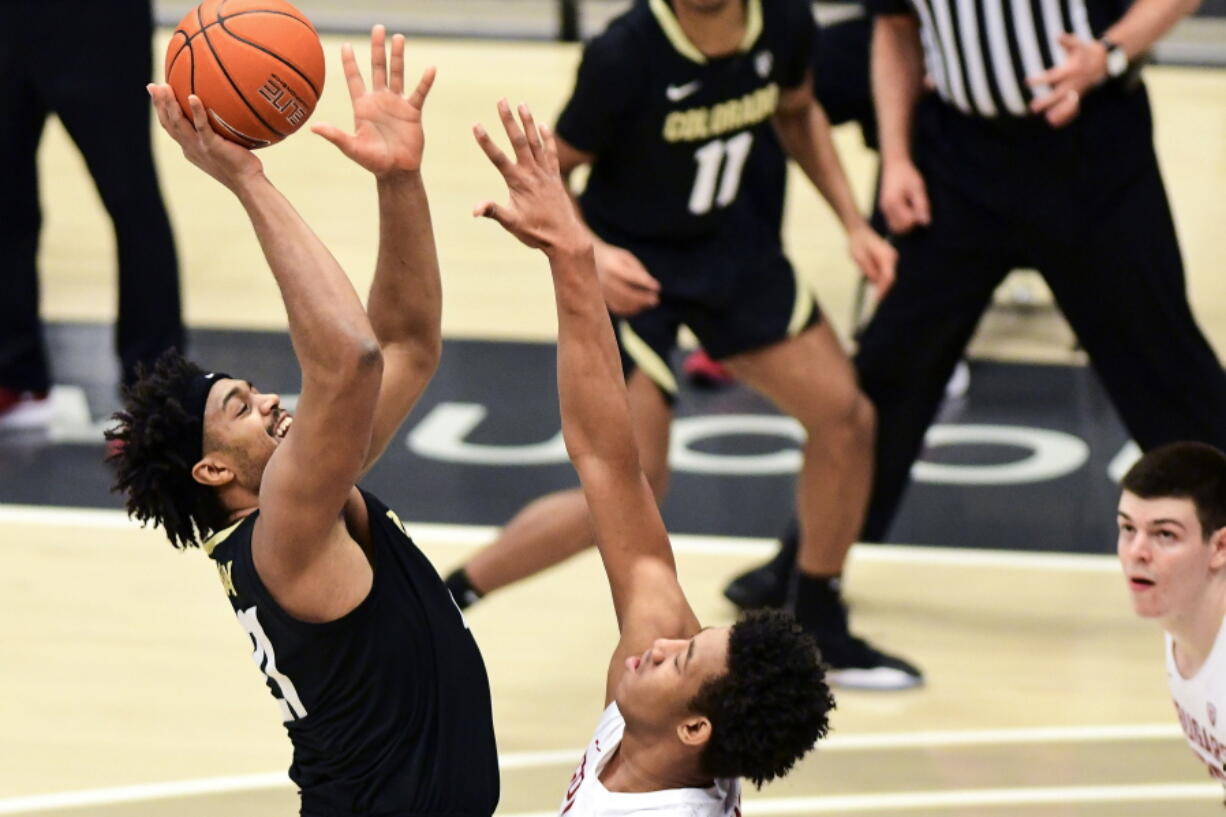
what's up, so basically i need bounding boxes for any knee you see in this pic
[803,389,875,456]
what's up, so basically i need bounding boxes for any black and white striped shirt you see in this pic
[868,0,1130,118]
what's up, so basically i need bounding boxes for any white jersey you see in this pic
[1166,620,1226,790]
[559,703,742,817]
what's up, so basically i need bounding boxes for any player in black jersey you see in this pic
[473,99,833,812]
[107,29,499,817]
[447,0,922,690]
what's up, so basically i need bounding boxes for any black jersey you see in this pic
[204,490,499,817]
[557,0,817,243]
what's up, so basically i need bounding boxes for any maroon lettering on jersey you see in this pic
[561,752,588,815]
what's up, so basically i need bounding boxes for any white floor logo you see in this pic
[406,401,1140,486]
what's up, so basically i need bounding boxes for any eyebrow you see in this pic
[1116,511,1186,529]
[220,381,253,413]
[685,638,696,670]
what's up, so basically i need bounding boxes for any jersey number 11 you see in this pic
[688,131,754,215]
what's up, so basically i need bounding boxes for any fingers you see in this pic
[472,122,514,177]
[1058,32,1085,52]
[540,123,561,175]
[310,122,354,154]
[341,43,365,103]
[408,65,436,111]
[473,200,511,227]
[389,33,406,95]
[1044,88,1080,127]
[186,94,211,135]
[517,104,544,164]
[1030,86,1079,122]
[496,98,532,165]
[370,24,387,92]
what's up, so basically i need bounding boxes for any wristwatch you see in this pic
[1101,38,1129,79]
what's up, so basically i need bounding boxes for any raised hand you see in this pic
[312,25,436,177]
[472,100,588,256]
[148,84,263,191]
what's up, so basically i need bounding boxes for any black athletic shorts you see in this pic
[590,213,822,401]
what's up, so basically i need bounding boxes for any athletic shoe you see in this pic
[818,633,924,691]
[723,560,791,610]
[0,387,52,431]
[683,349,736,388]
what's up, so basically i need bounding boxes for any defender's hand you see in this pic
[472,100,589,256]
[1026,34,1106,128]
[594,243,660,316]
[148,84,263,191]
[847,224,897,299]
[879,159,931,235]
[311,25,436,177]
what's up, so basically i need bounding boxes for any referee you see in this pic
[858,0,1226,541]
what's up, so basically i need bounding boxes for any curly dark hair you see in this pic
[105,349,229,549]
[688,608,833,788]
[1122,442,1226,538]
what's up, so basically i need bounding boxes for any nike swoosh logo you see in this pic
[665,81,702,102]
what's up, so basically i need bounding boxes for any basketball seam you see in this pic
[197,0,287,140]
[163,9,315,77]
[217,17,321,100]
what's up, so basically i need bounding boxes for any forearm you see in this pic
[1104,0,1200,59]
[367,171,442,365]
[548,243,638,471]
[873,14,926,166]
[774,102,868,232]
[233,174,378,371]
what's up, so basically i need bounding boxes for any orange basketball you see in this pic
[164,0,325,148]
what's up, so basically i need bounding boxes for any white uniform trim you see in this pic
[1166,616,1226,791]
[559,703,741,816]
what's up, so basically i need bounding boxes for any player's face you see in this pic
[616,626,732,738]
[202,378,293,488]
[1117,492,1224,620]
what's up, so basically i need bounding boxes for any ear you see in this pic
[676,714,712,748]
[191,455,235,489]
[1209,526,1226,571]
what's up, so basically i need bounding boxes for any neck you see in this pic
[600,725,711,793]
[1166,579,1226,678]
[670,0,746,57]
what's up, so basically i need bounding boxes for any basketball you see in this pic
[164,0,325,148]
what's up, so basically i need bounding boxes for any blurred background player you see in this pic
[108,29,499,816]
[446,0,924,690]
[0,0,182,427]
[473,98,832,811]
[1118,442,1226,795]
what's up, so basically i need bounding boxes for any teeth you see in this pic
[276,416,293,438]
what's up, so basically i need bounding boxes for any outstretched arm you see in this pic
[149,86,381,577]
[312,27,441,472]
[472,101,700,700]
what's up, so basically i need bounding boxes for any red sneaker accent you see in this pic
[683,349,735,388]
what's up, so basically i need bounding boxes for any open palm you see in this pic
[312,25,435,177]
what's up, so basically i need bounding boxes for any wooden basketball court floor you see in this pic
[4,32,1226,816]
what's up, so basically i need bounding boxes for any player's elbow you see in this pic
[336,338,385,386]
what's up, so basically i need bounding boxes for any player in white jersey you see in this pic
[472,101,834,815]
[1118,442,1226,792]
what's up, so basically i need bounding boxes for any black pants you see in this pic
[856,86,1226,541]
[0,0,182,391]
